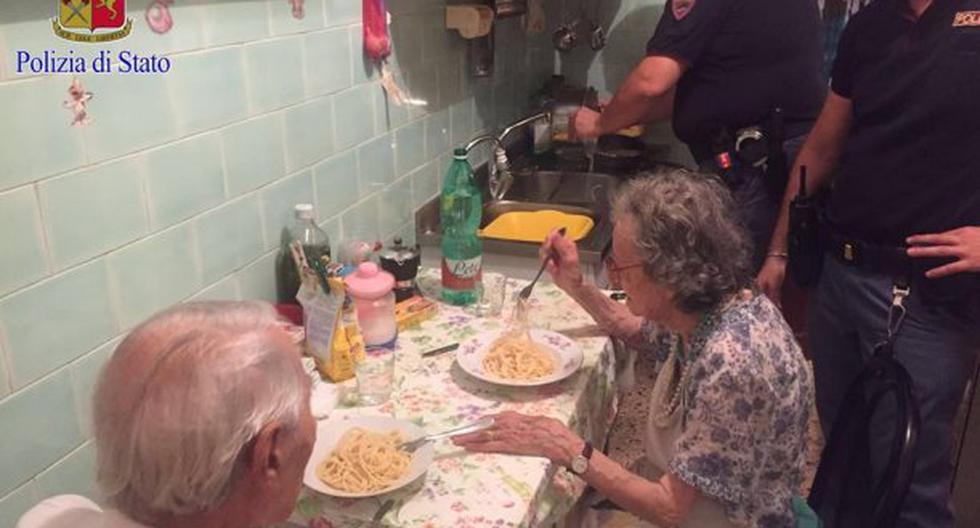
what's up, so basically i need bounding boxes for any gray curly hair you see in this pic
[612,170,753,313]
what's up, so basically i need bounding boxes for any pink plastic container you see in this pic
[343,262,397,347]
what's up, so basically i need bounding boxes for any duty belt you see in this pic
[822,229,912,276]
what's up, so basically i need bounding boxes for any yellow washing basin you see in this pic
[480,209,594,243]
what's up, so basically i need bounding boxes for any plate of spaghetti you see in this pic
[457,328,584,387]
[303,416,434,498]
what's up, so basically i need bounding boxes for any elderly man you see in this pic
[17,301,315,528]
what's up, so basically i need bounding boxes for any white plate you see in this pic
[457,328,584,387]
[303,416,434,498]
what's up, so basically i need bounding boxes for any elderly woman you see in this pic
[17,301,315,528]
[454,171,815,527]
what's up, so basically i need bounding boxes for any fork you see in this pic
[518,227,567,301]
[398,417,495,452]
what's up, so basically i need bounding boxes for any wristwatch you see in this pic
[569,441,594,476]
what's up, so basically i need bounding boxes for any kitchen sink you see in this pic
[417,170,618,268]
[505,170,617,209]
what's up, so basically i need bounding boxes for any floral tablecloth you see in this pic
[291,272,618,527]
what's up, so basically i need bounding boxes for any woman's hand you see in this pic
[756,255,788,308]
[542,229,585,295]
[907,226,980,278]
[451,411,585,467]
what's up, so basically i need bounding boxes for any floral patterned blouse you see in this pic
[641,291,814,528]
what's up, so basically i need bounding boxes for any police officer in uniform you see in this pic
[572,0,826,270]
[757,0,980,523]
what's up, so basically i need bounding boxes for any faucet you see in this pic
[463,111,551,201]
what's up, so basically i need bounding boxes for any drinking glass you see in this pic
[355,348,395,405]
[474,272,509,317]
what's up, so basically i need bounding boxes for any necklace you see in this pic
[650,303,726,428]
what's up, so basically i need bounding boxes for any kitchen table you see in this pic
[291,271,618,527]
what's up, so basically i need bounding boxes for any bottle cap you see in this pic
[294,203,315,220]
[343,262,395,300]
[453,148,467,159]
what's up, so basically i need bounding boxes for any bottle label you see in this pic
[441,256,482,290]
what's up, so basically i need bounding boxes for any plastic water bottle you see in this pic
[440,148,483,305]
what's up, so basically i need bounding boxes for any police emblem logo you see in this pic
[53,0,133,42]
[672,0,696,20]
[953,11,980,26]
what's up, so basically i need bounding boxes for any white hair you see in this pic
[93,301,309,524]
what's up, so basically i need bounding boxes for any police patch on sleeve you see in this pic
[672,0,696,20]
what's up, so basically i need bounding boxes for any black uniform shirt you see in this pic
[647,0,826,147]
[828,0,980,244]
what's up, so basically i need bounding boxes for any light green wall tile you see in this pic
[0,369,83,497]
[0,186,48,297]
[190,275,241,302]
[450,98,475,147]
[388,14,423,71]
[305,28,353,96]
[349,26,379,85]
[313,149,359,220]
[245,37,306,114]
[411,161,439,210]
[333,84,376,150]
[318,217,342,249]
[193,195,265,283]
[144,133,226,230]
[325,0,361,26]
[424,109,450,159]
[170,47,248,135]
[395,120,425,177]
[39,158,148,271]
[380,176,413,237]
[341,194,380,242]
[0,344,9,399]
[270,0,325,35]
[101,1,207,57]
[284,98,335,172]
[406,62,439,116]
[259,170,315,250]
[0,77,85,191]
[82,73,177,163]
[200,0,271,46]
[374,76,410,132]
[357,133,395,198]
[437,58,463,108]
[236,252,278,302]
[34,442,98,501]
[0,260,116,389]
[222,114,286,197]
[70,339,117,439]
[0,482,38,528]
[108,224,202,330]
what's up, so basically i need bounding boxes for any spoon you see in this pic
[518,227,567,301]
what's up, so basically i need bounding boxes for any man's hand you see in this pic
[570,106,602,141]
[756,255,788,308]
[907,226,980,278]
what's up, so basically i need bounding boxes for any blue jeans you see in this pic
[809,255,979,527]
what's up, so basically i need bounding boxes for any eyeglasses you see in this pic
[605,254,644,282]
